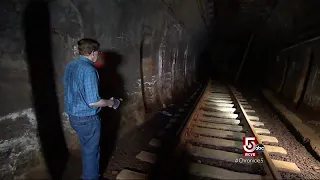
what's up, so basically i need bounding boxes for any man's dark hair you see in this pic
[77,38,100,56]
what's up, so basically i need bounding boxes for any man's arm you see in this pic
[83,69,114,108]
[89,99,114,107]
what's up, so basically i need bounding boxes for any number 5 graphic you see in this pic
[243,137,256,152]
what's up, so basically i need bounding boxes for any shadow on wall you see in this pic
[23,1,69,179]
[95,50,126,175]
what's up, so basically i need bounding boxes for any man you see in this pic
[63,38,120,180]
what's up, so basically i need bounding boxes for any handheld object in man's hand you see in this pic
[112,99,120,109]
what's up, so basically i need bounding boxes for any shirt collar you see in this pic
[79,56,94,64]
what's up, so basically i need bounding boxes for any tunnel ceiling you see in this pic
[210,0,277,40]
[207,0,320,50]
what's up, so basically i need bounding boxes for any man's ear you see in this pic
[89,50,95,56]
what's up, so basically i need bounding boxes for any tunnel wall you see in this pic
[268,41,320,111]
[0,0,206,178]
[240,0,320,111]
[260,0,320,110]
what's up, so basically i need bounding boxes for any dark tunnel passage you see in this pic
[1,0,320,179]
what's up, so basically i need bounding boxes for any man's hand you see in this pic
[107,97,114,108]
[89,97,121,108]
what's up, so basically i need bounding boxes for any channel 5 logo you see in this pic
[243,137,264,157]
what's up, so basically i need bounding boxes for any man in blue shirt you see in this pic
[63,38,120,180]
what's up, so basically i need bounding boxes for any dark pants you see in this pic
[69,114,101,180]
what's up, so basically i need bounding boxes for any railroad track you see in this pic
[115,80,301,180]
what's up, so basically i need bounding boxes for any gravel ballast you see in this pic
[242,90,320,179]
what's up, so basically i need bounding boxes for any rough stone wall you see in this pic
[278,48,309,102]
[270,40,320,111]
[0,0,206,179]
[304,45,320,110]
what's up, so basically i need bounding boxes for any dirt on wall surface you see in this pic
[0,0,207,179]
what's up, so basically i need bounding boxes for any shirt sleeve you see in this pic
[83,69,101,104]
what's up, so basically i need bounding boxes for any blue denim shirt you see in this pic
[63,56,101,117]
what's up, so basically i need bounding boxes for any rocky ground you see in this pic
[242,89,320,179]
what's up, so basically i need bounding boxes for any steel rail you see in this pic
[228,85,282,180]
